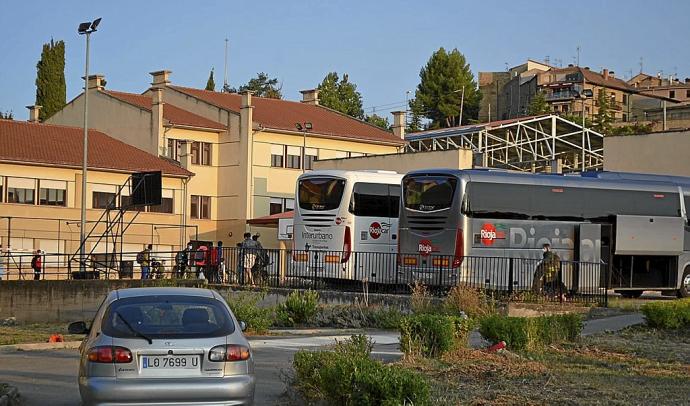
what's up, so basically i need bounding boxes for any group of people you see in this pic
[135,233,269,285]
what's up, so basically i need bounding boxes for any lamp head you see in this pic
[90,18,102,31]
[295,123,303,131]
[304,122,313,130]
[78,22,91,34]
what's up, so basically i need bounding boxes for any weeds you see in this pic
[277,289,320,326]
[443,285,495,318]
[400,313,473,358]
[479,313,582,351]
[225,291,274,334]
[641,299,690,329]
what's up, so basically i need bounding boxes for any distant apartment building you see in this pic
[480,61,649,123]
[47,71,406,247]
[627,73,690,130]
[0,118,192,260]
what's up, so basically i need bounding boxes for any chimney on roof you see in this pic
[150,70,171,89]
[602,69,609,80]
[609,71,615,79]
[391,111,406,140]
[87,74,105,90]
[26,105,41,122]
[300,89,319,105]
[685,78,690,84]
[151,88,165,156]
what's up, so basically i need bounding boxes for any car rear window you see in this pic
[102,295,234,339]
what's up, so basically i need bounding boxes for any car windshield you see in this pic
[102,295,234,339]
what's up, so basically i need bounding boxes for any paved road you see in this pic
[0,335,400,406]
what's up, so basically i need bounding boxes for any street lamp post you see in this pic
[77,18,101,270]
[579,82,594,172]
[295,122,312,173]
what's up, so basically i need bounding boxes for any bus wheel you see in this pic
[615,290,643,299]
[677,267,690,298]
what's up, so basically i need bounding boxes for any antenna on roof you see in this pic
[576,45,581,66]
[639,57,644,74]
[223,38,230,93]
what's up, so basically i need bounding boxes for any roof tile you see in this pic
[171,86,405,145]
[0,119,192,177]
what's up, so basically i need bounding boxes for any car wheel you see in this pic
[677,267,690,298]
[616,290,643,299]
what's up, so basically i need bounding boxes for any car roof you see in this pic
[112,287,218,300]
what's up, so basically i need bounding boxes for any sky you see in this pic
[1,0,688,121]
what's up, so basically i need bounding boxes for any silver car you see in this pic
[68,287,255,406]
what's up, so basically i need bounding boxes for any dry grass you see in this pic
[401,326,690,405]
[0,323,84,345]
[443,285,495,318]
[409,281,434,314]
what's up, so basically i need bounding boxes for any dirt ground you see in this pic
[0,323,83,345]
[402,325,690,405]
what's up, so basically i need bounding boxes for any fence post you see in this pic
[508,257,514,295]
[603,262,609,307]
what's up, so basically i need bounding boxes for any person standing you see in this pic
[195,244,209,279]
[252,234,269,284]
[209,241,224,283]
[31,249,42,280]
[532,243,562,298]
[137,244,152,280]
[240,233,259,285]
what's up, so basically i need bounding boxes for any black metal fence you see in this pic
[0,248,608,305]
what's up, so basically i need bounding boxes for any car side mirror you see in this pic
[68,321,90,335]
[239,321,247,332]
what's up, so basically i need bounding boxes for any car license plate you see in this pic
[142,355,199,369]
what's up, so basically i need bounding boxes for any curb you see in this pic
[0,341,81,353]
[0,385,19,406]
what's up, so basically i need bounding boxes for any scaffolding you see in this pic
[404,115,604,173]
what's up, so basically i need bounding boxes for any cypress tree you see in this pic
[205,68,216,91]
[35,39,67,121]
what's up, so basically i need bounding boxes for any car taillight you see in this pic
[209,345,251,362]
[452,228,464,268]
[341,226,351,263]
[87,346,132,363]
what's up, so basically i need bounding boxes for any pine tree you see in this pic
[414,47,481,128]
[317,72,364,119]
[237,72,282,99]
[527,91,550,116]
[35,39,66,121]
[594,89,613,135]
[365,114,389,130]
[205,68,216,91]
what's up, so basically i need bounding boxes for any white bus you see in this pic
[292,170,403,283]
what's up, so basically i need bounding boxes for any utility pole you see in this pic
[459,86,465,126]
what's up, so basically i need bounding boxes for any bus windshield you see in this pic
[298,177,346,211]
[403,176,457,212]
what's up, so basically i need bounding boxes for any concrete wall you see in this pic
[0,280,420,323]
[604,130,690,176]
[312,148,473,173]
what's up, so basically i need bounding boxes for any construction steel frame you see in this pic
[404,115,604,173]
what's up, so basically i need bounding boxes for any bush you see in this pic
[293,335,429,405]
[479,313,582,351]
[399,313,473,358]
[443,285,494,318]
[226,292,274,334]
[641,299,690,329]
[277,289,319,326]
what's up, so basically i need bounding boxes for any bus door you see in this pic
[351,183,398,282]
[576,224,604,293]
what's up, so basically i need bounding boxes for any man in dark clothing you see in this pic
[251,234,269,284]
[532,243,563,297]
[31,250,42,280]
[209,241,224,283]
[240,233,259,285]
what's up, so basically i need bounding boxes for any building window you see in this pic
[622,94,628,105]
[149,197,174,214]
[39,188,66,206]
[8,188,35,204]
[286,146,302,169]
[119,195,145,211]
[270,144,284,167]
[93,192,116,209]
[686,90,690,98]
[6,178,36,205]
[670,90,676,99]
[270,197,295,215]
[168,139,182,161]
[304,148,318,170]
[191,195,210,219]
[190,142,212,166]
